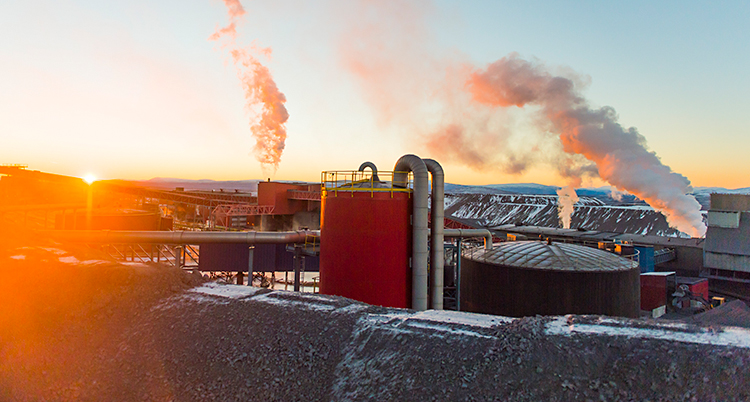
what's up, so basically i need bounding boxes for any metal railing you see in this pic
[98,243,194,268]
[321,170,414,198]
[654,248,676,265]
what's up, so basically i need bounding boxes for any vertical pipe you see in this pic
[423,159,445,310]
[393,155,429,311]
[456,238,462,312]
[293,247,301,292]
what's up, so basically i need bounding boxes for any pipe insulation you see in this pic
[41,230,318,245]
[423,159,445,310]
[393,154,430,311]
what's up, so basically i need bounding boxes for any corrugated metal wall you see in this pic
[460,258,641,318]
[252,244,319,273]
[198,243,250,272]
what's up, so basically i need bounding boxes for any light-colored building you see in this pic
[703,193,750,284]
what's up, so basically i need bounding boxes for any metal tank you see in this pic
[319,169,413,308]
[460,240,641,318]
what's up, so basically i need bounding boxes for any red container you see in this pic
[640,272,675,311]
[676,277,709,301]
[320,189,412,308]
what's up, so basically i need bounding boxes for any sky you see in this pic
[1,0,748,189]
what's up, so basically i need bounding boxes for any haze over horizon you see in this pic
[2,1,748,192]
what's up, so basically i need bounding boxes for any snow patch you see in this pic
[58,256,80,264]
[412,309,515,328]
[189,282,264,299]
[79,259,111,266]
[120,262,151,267]
[361,310,505,339]
[545,316,750,349]
[403,320,494,339]
[252,292,336,312]
[41,247,67,255]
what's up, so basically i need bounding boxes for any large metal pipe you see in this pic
[357,161,380,182]
[41,230,318,245]
[423,158,444,310]
[393,154,430,311]
[444,229,494,250]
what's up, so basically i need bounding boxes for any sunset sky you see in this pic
[1,0,748,188]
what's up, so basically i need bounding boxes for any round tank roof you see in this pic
[464,240,638,272]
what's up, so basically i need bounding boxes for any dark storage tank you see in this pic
[319,174,412,308]
[460,240,641,318]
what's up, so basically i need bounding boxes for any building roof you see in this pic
[464,240,639,272]
[489,225,705,249]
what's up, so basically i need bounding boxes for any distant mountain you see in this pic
[444,183,648,206]
[483,183,560,195]
[444,193,686,237]
[691,187,750,210]
[138,178,261,192]
[443,183,518,194]
[136,178,319,193]
[693,187,750,195]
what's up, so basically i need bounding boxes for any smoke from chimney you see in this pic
[337,3,704,237]
[556,185,579,229]
[467,54,706,237]
[210,0,288,173]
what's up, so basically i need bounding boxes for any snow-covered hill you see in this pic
[443,193,689,237]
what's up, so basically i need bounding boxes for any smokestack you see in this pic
[210,0,289,173]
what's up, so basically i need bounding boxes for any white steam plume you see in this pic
[556,185,579,229]
[210,0,288,173]
[337,3,706,237]
[467,54,706,237]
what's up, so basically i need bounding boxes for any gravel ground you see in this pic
[2,237,750,401]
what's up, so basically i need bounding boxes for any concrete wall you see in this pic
[656,245,704,276]
[260,214,294,231]
[293,210,320,230]
[711,193,750,212]
[705,251,750,273]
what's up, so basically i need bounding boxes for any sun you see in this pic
[83,173,97,185]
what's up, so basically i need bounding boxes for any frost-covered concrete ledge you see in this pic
[162,282,750,401]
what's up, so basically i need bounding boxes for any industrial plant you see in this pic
[2,157,747,318]
[1,158,749,400]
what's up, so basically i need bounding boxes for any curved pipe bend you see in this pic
[357,161,380,182]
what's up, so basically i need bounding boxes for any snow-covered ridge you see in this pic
[444,193,685,236]
[188,283,750,348]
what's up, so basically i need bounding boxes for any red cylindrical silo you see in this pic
[320,188,412,308]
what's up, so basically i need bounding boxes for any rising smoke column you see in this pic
[467,54,706,237]
[210,0,288,172]
[556,185,579,229]
[335,4,704,237]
